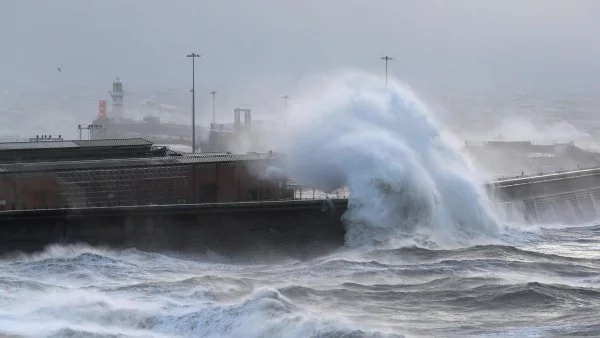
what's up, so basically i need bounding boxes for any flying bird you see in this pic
[57,67,62,72]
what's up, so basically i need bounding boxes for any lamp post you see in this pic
[210,90,217,123]
[381,56,393,87]
[186,52,201,153]
[282,95,289,129]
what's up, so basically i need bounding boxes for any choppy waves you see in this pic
[1,222,599,338]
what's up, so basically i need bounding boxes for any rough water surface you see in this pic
[0,223,599,338]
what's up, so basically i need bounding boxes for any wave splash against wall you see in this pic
[283,71,500,248]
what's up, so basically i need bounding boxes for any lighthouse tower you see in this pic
[109,77,125,120]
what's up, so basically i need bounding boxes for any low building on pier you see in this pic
[0,138,292,210]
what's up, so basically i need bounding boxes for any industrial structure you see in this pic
[88,78,273,153]
[202,108,254,152]
[0,138,290,211]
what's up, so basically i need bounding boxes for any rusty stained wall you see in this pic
[0,173,63,210]
[0,159,289,210]
[187,160,288,203]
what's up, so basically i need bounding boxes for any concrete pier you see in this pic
[0,200,347,259]
[487,167,600,200]
[2,167,600,258]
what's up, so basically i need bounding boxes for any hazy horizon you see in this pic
[2,0,600,90]
[2,0,600,140]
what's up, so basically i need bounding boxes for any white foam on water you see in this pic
[0,276,399,338]
[282,70,501,249]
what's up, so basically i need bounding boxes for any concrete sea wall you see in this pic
[3,167,600,258]
[0,200,347,259]
[489,168,600,224]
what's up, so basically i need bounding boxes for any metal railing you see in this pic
[0,193,350,212]
[491,164,600,182]
[292,188,350,200]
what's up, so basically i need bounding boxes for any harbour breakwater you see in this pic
[2,167,600,258]
[0,199,347,260]
[488,167,600,224]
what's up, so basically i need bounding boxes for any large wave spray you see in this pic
[283,71,500,248]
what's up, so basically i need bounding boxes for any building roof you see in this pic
[0,138,152,152]
[0,138,152,151]
[0,152,283,174]
[0,141,80,151]
[0,138,157,163]
[72,138,153,147]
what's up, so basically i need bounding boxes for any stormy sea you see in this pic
[0,225,599,338]
[1,72,600,337]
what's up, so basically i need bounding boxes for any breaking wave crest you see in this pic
[3,220,600,338]
[0,246,404,338]
[283,71,500,248]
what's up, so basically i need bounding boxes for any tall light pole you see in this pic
[186,52,201,153]
[210,90,217,123]
[381,56,393,87]
[282,95,289,129]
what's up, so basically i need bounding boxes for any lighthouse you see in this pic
[109,77,125,119]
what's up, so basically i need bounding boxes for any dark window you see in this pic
[247,188,258,200]
[198,184,217,202]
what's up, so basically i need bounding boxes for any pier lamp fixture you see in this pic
[381,56,393,87]
[210,90,217,123]
[282,95,289,129]
[186,52,201,153]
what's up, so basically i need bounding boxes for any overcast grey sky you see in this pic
[1,0,600,95]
